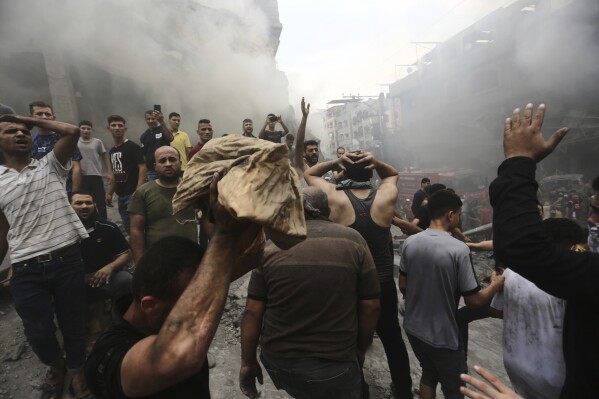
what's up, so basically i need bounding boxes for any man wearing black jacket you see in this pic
[487,103,598,398]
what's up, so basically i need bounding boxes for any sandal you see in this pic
[40,367,65,399]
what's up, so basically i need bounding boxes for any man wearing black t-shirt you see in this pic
[258,113,289,144]
[140,110,173,181]
[85,174,262,398]
[105,115,146,234]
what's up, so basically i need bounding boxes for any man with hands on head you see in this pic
[259,113,289,144]
[85,172,262,398]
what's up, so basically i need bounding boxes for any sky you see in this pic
[276,0,512,111]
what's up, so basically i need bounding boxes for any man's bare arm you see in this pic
[89,251,130,288]
[129,214,146,265]
[102,152,114,186]
[137,164,147,188]
[155,111,174,142]
[258,117,268,139]
[392,216,422,235]
[278,116,289,135]
[239,298,266,398]
[356,298,380,367]
[120,174,261,396]
[71,160,82,192]
[463,273,504,309]
[18,116,80,167]
[398,274,407,296]
[294,98,309,173]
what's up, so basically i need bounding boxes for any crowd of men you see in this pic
[0,98,598,399]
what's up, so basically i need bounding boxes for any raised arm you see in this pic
[294,98,309,173]
[154,111,174,142]
[19,115,80,166]
[491,104,599,304]
[278,116,289,135]
[304,158,339,193]
[119,173,261,396]
[258,116,268,139]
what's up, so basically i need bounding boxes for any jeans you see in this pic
[377,280,413,398]
[82,175,107,220]
[118,194,132,234]
[10,245,87,372]
[260,352,363,399]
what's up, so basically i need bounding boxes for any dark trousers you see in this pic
[10,245,87,372]
[82,175,107,220]
[117,194,132,234]
[456,302,491,361]
[377,280,413,399]
[261,352,363,399]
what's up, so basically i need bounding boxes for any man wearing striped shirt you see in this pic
[0,114,92,399]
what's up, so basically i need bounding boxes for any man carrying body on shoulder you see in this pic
[105,115,146,235]
[0,114,92,398]
[78,120,113,220]
[258,113,289,144]
[71,190,131,351]
[128,146,198,264]
[168,112,191,174]
[29,100,82,197]
[140,110,174,181]
[188,119,213,159]
[304,151,413,399]
[399,189,504,399]
[239,187,381,399]
[242,118,256,138]
[85,173,262,398]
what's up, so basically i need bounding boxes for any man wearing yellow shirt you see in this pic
[168,112,192,172]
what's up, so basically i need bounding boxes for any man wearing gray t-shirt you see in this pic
[399,189,504,399]
[78,120,113,220]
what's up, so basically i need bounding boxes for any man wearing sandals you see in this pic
[0,115,92,398]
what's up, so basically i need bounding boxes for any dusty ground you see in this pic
[0,213,508,398]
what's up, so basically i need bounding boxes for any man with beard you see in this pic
[242,118,256,138]
[128,146,198,264]
[71,190,131,351]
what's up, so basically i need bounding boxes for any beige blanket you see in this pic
[172,136,306,249]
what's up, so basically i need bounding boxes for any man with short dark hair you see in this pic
[78,120,113,220]
[140,110,174,180]
[411,183,446,230]
[105,115,146,234]
[242,118,256,138]
[399,189,504,399]
[168,112,191,172]
[239,187,381,399]
[0,114,91,398]
[337,146,346,158]
[128,146,198,264]
[188,119,213,159]
[29,100,82,196]
[303,140,320,169]
[85,174,262,398]
[305,151,413,399]
[258,113,289,143]
[412,177,430,214]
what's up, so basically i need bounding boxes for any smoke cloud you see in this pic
[0,0,293,142]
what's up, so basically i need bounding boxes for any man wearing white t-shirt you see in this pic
[490,217,584,399]
[0,114,91,398]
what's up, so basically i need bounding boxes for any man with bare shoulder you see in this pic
[305,152,413,398]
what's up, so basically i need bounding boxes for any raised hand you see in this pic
[503,103,569,162]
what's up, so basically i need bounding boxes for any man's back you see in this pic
[247,219,379,361]
[400,229,479,350]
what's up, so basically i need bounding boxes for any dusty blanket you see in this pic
[172,136,306,249]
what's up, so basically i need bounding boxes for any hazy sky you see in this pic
[277,0,511,111]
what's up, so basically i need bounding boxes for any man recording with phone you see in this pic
[258,113,289,144]
[140,106,174,181]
